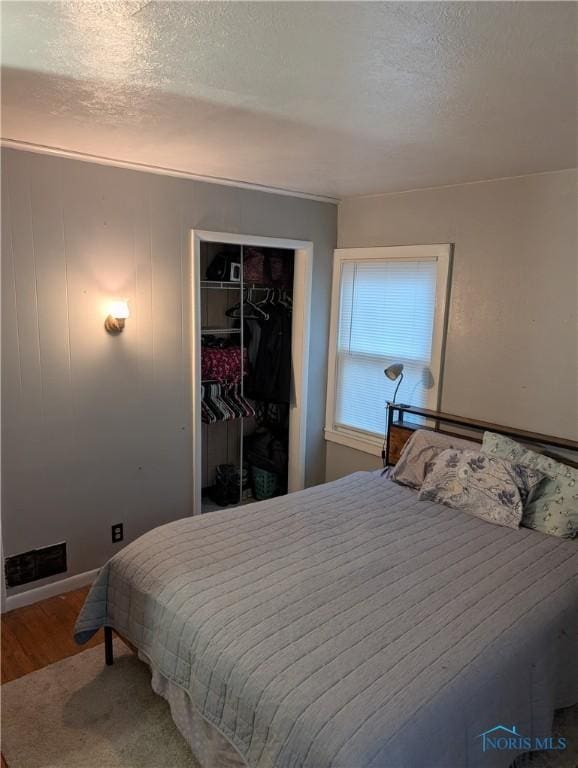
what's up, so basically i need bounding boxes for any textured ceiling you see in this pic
[1,1,576,199]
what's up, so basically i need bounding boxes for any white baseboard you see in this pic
[3,568,99,613]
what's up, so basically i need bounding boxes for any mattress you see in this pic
[75,472,578,768]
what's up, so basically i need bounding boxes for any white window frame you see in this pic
[324,244,452,456]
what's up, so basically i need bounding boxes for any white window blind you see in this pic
[334,258,439,438]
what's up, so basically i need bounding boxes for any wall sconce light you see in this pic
[105,300,130,334]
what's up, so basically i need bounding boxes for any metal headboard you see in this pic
[385,404,578,467]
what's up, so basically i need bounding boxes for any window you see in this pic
[325,245,452,455]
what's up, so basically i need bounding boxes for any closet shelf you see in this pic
[201,379,244,384]
[200,281,241,289]
[201,327,241,335]
[200,280,293,291]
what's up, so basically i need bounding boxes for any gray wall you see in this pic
[1,147,336,595]
[328,170,578,480]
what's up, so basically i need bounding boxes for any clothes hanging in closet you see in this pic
[246,302,292,404]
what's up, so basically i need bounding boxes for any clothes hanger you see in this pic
[278,289,291,308]
[246,289,269,319]
[225,290,268,320]
[256,288,272,308]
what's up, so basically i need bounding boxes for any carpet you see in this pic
[510,705,578,768]
[1,640,576,768]
[1,640,199,768]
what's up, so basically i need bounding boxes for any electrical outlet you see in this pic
[111,523,124,543]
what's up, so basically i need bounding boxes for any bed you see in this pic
[75,456,578,768]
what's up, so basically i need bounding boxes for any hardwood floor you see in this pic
[1,587,103,768]
[1,586,103,684]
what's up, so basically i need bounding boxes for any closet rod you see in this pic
[245,284,293,291]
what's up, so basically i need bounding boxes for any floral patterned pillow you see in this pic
[419,449,545,529]
[482,432,578,538]
[390,429,480,489]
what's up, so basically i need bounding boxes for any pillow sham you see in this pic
[418,449,545,529]
[482,432,578,538]
[390,429,480,489]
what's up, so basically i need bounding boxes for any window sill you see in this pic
[324,428,383,457]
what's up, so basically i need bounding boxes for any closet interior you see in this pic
[200,242,294,514]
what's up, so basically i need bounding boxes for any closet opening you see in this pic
[191,231,313,515]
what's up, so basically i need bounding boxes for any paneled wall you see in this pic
[1,148,336,595]
[327,169,577,480]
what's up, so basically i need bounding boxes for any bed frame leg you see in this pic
[104,626,114,666]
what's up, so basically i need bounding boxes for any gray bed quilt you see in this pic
[75,472,578,768]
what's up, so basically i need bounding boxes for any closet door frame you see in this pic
[190,230,313,514]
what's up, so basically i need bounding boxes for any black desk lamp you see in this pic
[382,363,405,471]
[384,362,410,420]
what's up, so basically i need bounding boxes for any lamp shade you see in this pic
[109,299,130,319]
[384,363,403,381]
